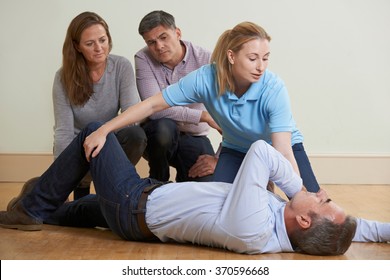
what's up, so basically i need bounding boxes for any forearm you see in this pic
[271,132,300,176]
[83,93,169,161]
[353,218,390,243]
[149,105,202,124]
[283,151,300,176]
[103,93,168,134]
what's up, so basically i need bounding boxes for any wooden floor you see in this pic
[0,182,389,260]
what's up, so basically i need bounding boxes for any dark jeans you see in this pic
[142,118,215,182]
[22,122,159,241]
[73,125,147,200]
[213,143,320,193]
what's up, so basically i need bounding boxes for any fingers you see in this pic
[91,145,102,160]
[83,132,106,162]
[83,138,93,162]
[189,164,214,178]
[189,165,212,177]
[210,121,222,135]
[188,155,217,178]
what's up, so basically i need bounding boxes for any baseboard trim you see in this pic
[1,153,389,184]
[0,153,150,182]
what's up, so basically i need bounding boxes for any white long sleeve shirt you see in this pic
[146,140,389,254]
[146,140,302,254]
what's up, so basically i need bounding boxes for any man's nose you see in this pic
[155,39,164,50]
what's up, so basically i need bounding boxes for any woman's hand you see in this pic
[83,127,109,161]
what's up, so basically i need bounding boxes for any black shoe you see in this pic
[0,202,42,231]
[73,182,91,200]
[7,177,40,211]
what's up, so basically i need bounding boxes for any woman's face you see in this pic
[76,24,110,66]
[228,38,270,93]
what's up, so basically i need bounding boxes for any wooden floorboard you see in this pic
[0,182,389,260]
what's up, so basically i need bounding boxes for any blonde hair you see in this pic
[211,22,271,96]
[61,12,113,106]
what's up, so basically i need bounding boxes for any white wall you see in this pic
[1,0,389,157]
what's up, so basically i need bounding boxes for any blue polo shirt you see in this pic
[162,64,303,153]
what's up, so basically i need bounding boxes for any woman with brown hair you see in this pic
[53,12,146,199]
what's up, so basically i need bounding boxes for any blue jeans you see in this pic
[73,125,147,200]
[213,143,320,193]
[22,122,160,241]
[45,194,108,228]
[142,118,215,182]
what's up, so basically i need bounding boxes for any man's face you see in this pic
[288,189,346,224]
[142,25,183,69]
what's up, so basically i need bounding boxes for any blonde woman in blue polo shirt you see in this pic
[84,21,319,192]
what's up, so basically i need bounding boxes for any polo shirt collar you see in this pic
[226,77,265,102]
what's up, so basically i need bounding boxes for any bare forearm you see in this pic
[103,93,168,134]
[83,93,168,160]
[284,151,300,176]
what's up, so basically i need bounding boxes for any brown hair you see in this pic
[61,12,112,106]
[211,22,271,96]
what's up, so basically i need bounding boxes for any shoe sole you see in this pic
[0,223,42,231]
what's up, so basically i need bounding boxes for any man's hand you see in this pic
[188,154,218,178]
[201,111,222,134]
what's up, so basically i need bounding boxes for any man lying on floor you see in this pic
[0,122,388,255]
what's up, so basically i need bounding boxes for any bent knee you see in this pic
[86,121,104,131]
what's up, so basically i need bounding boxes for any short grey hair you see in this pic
[138,10,176,35]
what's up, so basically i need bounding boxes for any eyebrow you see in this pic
[83,36,106,44]
[146,32,167,44]
[248,52,270,57]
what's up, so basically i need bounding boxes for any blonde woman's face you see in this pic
[228,38,270,91]
[76,24,110,66]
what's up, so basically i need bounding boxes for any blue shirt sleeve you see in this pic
[264,80,295,134]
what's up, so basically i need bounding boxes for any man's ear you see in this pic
[296,214,311,229]
[175,28,182,40]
